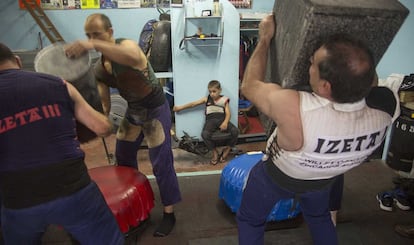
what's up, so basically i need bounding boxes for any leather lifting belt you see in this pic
[0,158,91,209]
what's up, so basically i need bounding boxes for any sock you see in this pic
[153,212,176,237]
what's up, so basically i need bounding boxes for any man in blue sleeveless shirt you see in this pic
[0,43,123,244]
[65,13,181,237]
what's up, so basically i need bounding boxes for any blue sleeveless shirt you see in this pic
[0,69,84,172]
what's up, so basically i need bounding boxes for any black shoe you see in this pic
[392,188,411,211]
[153,212,176,237]
[395,224,414,239]
[376,191,393,211]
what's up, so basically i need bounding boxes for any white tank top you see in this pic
[266,91,392,180]
[205,95,228,115]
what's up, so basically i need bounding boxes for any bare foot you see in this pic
[211,149,219,165]
[220,146,232,163]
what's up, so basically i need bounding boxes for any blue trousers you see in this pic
[116,101,181,206]
[1,182,124,245]
[330,174,344,211]
[237,160,337,245]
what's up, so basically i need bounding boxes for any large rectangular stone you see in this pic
[270,0,409,88]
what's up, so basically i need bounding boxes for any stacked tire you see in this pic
[387,74,414,176]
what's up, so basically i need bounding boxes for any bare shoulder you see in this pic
[197,96,208,105]
[260,88,300,121]
[188,96,207,107]
[119,38,137,45]
[121,39,142,51]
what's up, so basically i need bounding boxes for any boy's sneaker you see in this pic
[376,191,394,211]
[392,188,411,211]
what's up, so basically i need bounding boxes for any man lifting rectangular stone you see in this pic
[237,0,409,244]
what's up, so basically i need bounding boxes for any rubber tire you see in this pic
[149,21,172,72]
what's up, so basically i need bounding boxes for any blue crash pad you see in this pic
[219,152,301,221]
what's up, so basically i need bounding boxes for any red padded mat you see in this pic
[89,166,154,233]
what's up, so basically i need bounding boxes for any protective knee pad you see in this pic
[143,119,166,148]
[116,118,142,142]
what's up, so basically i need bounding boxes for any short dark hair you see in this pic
[208,80,221,89]
[0,43,15,65]
[318,34,375,103]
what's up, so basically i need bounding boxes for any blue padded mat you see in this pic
[219,152,301,221]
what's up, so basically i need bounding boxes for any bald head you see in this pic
[318,34,375,103]
[84,13,113,41]
[86,14,112,30]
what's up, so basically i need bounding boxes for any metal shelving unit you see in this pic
[240,18,260,32]
[182,6,224,50]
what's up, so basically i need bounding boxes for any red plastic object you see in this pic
[88,166,155,233]
[19,0,41,9]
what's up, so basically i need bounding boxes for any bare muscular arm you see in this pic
[65,39,147,70]
[66,81,113,137]
[220,102,231,131]
[97,81,111,116]
[241,14,303,150]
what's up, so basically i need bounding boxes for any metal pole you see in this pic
[102,137,114,165]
